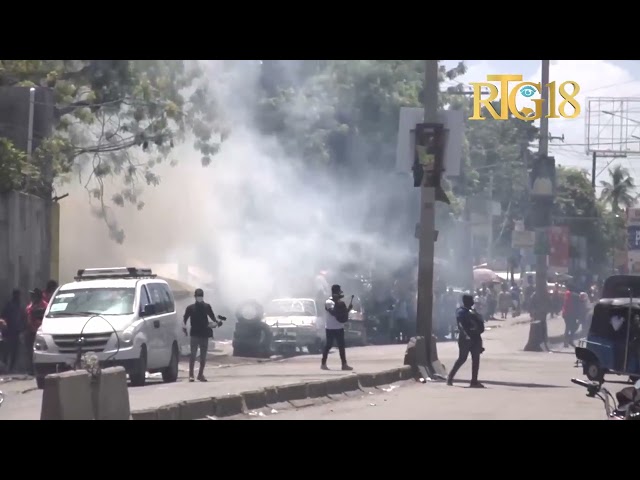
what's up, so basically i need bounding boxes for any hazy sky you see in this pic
[441,60,640,191]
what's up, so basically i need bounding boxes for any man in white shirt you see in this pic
[321,284,353,371]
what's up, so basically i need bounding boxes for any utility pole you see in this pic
[519,141,530,280]
[487,170,494,266]
[524,60,551,352]
[415,60,441,375]
[592,152,597,189]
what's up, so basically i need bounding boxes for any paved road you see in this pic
[255,318,612,420]
[0,313,558,420]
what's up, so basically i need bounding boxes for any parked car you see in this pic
[263,298,325,356]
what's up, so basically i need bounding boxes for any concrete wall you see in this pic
[0,191,50,298]
[0,86,56,299]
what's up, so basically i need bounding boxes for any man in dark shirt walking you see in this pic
[183,288,222,382]
[447,294,485,388]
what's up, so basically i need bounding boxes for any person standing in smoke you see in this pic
[447,294,485,388]
[183,288,222,382]
[322,284,353,371]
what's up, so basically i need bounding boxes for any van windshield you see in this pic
[47,288,136,316]
[265,300,316,317]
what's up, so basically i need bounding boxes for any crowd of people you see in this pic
[431,275,597,346]
[468,276,595,347]
[0,280,58,375]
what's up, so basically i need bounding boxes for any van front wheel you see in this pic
[129,346,147,387]
[162,343,179,383]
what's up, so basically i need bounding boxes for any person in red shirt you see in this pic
[24,288,48,374]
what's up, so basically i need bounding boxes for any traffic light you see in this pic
[412,122,449,204]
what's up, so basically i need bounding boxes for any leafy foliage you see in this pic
[0,137,40,193]
[599,165,638,263]
[256,60,467,172]
[554,167,608,268]
[0,60,226,242]
[599,164,637,213]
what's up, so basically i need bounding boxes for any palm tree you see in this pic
[600,165,637,213]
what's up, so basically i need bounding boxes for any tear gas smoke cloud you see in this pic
[58,60,419,312]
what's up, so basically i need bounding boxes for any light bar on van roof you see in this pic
[75,267,156,281]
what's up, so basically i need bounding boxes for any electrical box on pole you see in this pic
[529,155,556,202]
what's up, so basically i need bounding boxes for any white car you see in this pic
[263,298,325,355]
[33,267,181,389]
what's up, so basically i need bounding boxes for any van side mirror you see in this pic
[142,304,156,316]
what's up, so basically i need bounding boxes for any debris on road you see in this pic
[381,385,399,393]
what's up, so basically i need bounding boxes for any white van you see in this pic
[33,267,181,389]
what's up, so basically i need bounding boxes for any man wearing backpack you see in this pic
[447,294,485,388]
[321,284,353,371]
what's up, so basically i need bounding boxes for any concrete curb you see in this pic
[131,365,413,420]
[178,354,284,369]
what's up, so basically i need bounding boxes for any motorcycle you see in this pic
[571,377,640,420]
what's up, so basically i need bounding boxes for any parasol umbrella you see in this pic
[473,268,502,287]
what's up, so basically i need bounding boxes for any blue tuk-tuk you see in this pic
[575,275,640,384]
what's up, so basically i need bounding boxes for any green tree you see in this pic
[554,167,609,271]
[256,60,467,172]
[599,165,637,271]
[0,60,225,242]
[599,164,637,213]
[0,138,40,193]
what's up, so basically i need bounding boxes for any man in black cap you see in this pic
[183,288,222,382]
[447,293,485,388]
[322,284,353,371]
